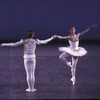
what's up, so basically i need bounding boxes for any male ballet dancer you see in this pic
[1,30,55,92]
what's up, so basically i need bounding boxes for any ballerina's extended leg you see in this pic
[71,56,78,85]
[59,52,72,67]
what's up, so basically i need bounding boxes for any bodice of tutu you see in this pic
[68,37,79,50]
[58,37,87,57]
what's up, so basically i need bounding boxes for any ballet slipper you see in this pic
[71,77,75,85]
[67,62,72,67]
[31,88,37,92]
[26,88,31,92]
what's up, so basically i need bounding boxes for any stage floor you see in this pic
[0,44,100,99]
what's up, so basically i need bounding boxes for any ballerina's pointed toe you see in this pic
[67,62,72,67]
[71,77,75,85]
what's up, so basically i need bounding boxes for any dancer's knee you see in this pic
[59,52,69,59]
[59,54,64,59]
[72,66,76,68]
[27,73,31,79]
[72,63,77,68]
[31,75,35,79]
[59,55,62,59]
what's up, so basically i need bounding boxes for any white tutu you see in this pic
[58,46,87,57]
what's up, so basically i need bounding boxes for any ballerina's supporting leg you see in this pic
[24,59,32,92]
[71,56,79,85]
[59,52,72,67]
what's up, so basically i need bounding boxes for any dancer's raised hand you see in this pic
[90,24,98,28]
[0,43,3,47]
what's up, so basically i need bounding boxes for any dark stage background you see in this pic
[0,0,100,41]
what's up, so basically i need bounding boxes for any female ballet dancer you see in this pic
[1,30,55,92]
[55,24,97,85]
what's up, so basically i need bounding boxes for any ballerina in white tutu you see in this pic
[55,24,97,85]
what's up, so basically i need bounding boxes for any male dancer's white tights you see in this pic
[24,57,36,91]
[59,52,78,85]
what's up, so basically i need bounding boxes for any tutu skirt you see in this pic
[58,46,87,57]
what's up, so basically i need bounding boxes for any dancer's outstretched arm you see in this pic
[55,35,70,39]
[36,35,55,45]
[1,39,24,47]
[77,24,97,37]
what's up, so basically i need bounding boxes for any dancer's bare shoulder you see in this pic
[67,35,71,39]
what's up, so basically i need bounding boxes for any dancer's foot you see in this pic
[31,88,37,92]
[67,62,72,67]
[71,77,75,85]
[26,88,31,92]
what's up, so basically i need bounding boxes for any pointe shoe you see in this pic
[67,62,72,67]
[71,77,75,85]
[26,88,31,92]
[31,88,37,92]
